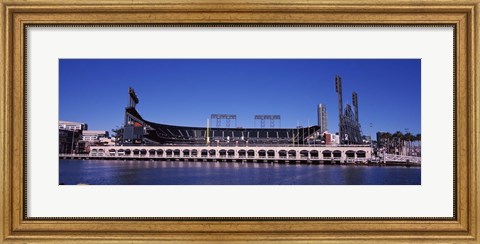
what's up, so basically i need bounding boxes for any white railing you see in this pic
[383,154,421,163]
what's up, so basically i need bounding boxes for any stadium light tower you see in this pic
[210,114,237,128]
[335,76,363,145]
[127,87,139,109]
[254,115,281,128]
[335,75,344,144]
[352,92,359,123]
[124,87,140,126]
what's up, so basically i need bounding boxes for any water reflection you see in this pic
[59,159,421,185]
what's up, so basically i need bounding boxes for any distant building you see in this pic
[324,133,333,145]
[99,137,116,146]
[82,130,109,142]
[76,141,91,154]
[59,129,81,154]
[317,104,328,134]
[59,120,88,131]
[331,134,340,145]
[323,131,340,145]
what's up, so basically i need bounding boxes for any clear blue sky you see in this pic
[59,59,421,136]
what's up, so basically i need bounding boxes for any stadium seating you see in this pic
[125,107,320,146]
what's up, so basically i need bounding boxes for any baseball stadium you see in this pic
[61,75,423,165]
[77,76,394,164]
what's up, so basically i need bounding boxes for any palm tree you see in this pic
[387,132,393,152]
[404,132,413,156]
[393,131,404,155]
[415,133,421,156]
[380,132,392,153]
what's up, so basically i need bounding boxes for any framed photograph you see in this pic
[1,0,478,242]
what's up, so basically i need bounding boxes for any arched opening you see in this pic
[345,150,355,158]
[133,149,140,156]
[124,149,131,155]
[322,150,331,158]
[156,149,163,157]
[258,150,266,158]
[148,149,156,156]
[356,150,366,158]
[300,150,309,159]
[191,149,198,157]
[333,150,342,158]
[201,149,208,157]
[238,150,246,158]
[278,150,287,158]
[227,149,235,158]
[209,149,216,157]
[117,149,125,156]
[288,150,296,159]
[183,149,190,157]
[108,149,116,156]
[166,149,173,157]
[310,150,319,159]
[267,150,275,158]
[247,150,255,158]
[219,149,227,157]
[91,149,98,156]
[140,149,147,156]
[173,149,180,157]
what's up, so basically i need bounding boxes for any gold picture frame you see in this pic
[1,0,478,242]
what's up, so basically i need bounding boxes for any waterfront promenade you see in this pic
[60,145,421,165]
